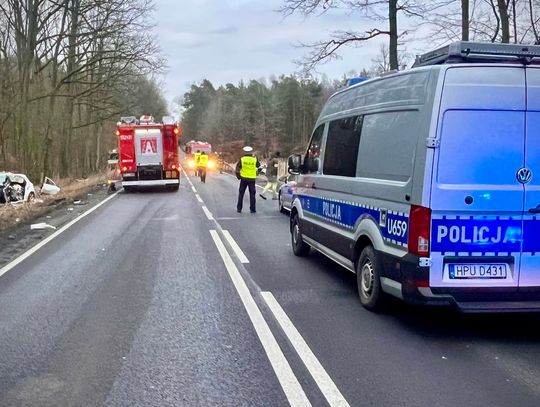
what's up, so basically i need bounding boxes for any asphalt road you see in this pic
[1,168,540,407]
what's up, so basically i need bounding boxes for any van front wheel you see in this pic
[357,246,387,311]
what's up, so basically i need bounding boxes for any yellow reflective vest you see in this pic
[198,154,209,166]
[240,156,257,179]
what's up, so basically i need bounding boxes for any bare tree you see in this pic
[280,0,425,72]
[497,0,511,42]
[462,0,470,40]
[0,0,166,179]
[425,0,539,45]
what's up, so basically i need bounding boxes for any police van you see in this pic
[287,42,540,312]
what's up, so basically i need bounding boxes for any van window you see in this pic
[437,110,524,186]
[323,116,362,177]
[357,111,418,182]
[304,124,324,173]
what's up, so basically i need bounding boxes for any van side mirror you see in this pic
[288,154,302,174]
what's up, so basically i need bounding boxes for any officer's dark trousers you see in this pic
[237,179,256,212]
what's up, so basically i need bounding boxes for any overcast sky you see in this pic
[154,0,398,109]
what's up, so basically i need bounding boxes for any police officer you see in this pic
[235,146,260,213]
[197,151,209,183]
[194,150,201,176]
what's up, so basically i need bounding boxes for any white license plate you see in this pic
[449,264,508,279]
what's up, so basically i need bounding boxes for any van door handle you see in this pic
[529,205,540,214]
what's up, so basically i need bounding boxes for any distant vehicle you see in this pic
[287,41,540,313]
[0,172,36,203]
[185,141,213,172]
[106,149,121,192]
[116,115,182,191]
[277,174,297,213]
[185,141,212,155]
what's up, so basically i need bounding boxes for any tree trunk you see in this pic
[462,0,469,41]
[60,0,81,177]
[528,0,539,44]
[95,123,102,170]
[497,0,510,43]
[388,0,398,70]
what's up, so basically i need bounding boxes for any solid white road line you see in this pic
[261,292,350,407]
[222,230,250,264]
[195,194,204,203]
[0,192,120,278]
[209,231,311,407]
[201,206,214,220]
[191,186,197,193]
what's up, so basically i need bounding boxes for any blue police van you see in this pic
[287,42,540,312]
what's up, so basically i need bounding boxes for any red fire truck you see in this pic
[116,115,181,191]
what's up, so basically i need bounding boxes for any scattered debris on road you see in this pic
[30,222,57,230]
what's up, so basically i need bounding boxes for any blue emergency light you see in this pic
[347,77,368,87]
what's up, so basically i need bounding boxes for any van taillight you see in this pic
[408,205,431,256]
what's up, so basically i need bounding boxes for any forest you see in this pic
[179,76,345,159]
[0,0,168,180]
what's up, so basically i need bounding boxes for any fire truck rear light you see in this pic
[173,128,179,135]
[172,164,176,169]
[122,166,128,172]
[116,130,120,136]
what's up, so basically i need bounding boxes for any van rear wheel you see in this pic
[291,215,310,257]
[357,246,387,311]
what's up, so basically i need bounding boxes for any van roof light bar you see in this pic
[413,41,540,67]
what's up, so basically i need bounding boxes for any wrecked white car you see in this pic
[0,172,36,204]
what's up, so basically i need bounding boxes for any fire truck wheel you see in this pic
[123,186,134,193]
